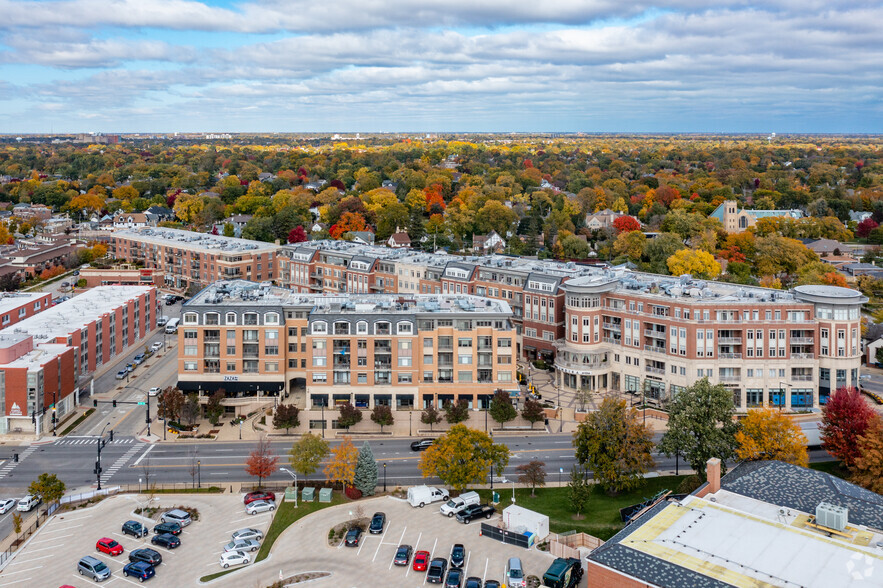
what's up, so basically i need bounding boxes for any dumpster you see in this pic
[302,487,316,502]
[318,488,333,503]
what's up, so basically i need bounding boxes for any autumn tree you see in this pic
[273,404,300,434]
[157,387,185,424]
[573,397,654,494]
[370,405,394,433]
[419,424,510,492]
[666,249,721,279]
[181,393,200,427]
[489,389,518,429]
[421,405,443,431]
[444,399,470,424]
[329,212,367,240]
[324,436,358,490]
[734,408,808,466]
[821,387,878,467]
[337,402,362,429]
[288,433,328,478]
[612,215,641,233]
[245,436,279,487]
[287,225,308,243]
[517,460,547,497]
[659,378,738,476]
[28,472,65,509]
[521,398,545,429]
[353,443,379,496]
[612,230,646,261]
[851,416,883,494]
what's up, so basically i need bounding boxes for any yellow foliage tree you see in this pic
[418,424,510,492]
[68,192,105,218]
[666,249,721,279]
[611,196,628,214]
[173,193,204,224]
[323,436,358,490]
[613,231,646,261]
[851,416,883,494]
[362,188,399,218]
[735,408,808,467]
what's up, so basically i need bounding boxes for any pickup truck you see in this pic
[455,504,496,524]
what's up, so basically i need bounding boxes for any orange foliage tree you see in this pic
[612,215,641,233]
[245,436,279,487]
[329,212,367,240]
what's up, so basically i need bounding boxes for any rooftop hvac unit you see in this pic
[816,502,848,531]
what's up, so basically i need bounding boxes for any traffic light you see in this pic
[93,399,98,407]
[109,430,114,442]
[112,400,117,407]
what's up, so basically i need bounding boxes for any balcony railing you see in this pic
[791,337,814,344]
[602,337,621,345]
[791,375,813,381]
[719,353,742,359]
[645,366,665,375]
[644,330,666,339]
[719,376,741,382]
[602,322,621,332]
[643,345,667,354]
[718,337,742,344]
[791,353,814,359]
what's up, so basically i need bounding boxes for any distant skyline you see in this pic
[0,0,880,134]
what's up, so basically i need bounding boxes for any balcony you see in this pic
[643,345,667,355]
[644,330,666,339]
[602,322,621,332]
[309,283,322,290]
[719,376,741,382]
[645,366,665,375]
[719,353,742,359]
[792,375,813,381]
[718,337,742,344]
[555,358,610,372]
[602,337,621,345]
[792,353,814,359]
[791,337,814,344]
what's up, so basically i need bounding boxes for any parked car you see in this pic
[450,543,466,568]
[484,581,501,588]
[123,561,155,582]
[153,521,182,535]
[369,512,386,534]
[407,485,448,508]
[133,354,146,365]
[413,550,430,572]
[77,556,111,581]
[128,548,162,566]
[150,342,163,352]
[445,568,464,588]
[440,491,480,517]
[219,550,250,568]
[17,494,41,512]
[427,558,448,583]
[243,490,275,505]
[151,533,180,549]
[156,316,169,327]
[245,500,276,515]
[465,577,483,588]
[224,539,260,553]
[148,387,161,397]
[506,557,526,588]
[541,557,583,588]
[393,544,413,566]
[160,509,192,526]
[455,504,496,524]
[115,369,128,380]
[96,538,124,556]
[125,363,135,372]
[0,498,16,513]
[231,528,263,542]
[410,438,434,451]
[344,527,363,547]
[122,520,149,538]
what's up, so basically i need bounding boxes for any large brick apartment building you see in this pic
[111,228,864,412]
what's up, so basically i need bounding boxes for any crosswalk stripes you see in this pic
[100,444,142,485]
[0,445,37,480]
[53,436,136,445]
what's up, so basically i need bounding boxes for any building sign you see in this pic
[9,402,22,417]
[223,375,239,382]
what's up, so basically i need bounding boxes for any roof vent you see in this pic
[816,502,848,531]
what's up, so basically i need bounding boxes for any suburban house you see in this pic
[348,231,375,246]
[710,199,804,233]
[585,209,628,231]
[387,231,411,248]
[112,212,149,229]
[144,206,174,224]
[473,230,506,254]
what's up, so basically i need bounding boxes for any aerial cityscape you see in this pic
[0,1,881,587]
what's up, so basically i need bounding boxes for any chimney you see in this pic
[707,458,721,494]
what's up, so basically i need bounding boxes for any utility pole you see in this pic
[96,422,110,490]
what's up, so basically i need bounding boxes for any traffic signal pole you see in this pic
[93,397,152,438]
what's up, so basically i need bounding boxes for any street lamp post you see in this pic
[557,381,562,432]
[511,479,516,504]
[96,422,110,490]
[383,463,387,492]
[778,381,791,412]
[238,419,242,440]
[490,463,494,490]
[197,460,201,489]
[279,468,298,508]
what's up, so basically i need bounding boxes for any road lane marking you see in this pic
[133,444,155,466]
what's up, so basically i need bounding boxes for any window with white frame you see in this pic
[183,313,198,325]
[312,321,328,334]
[225,312,237,325]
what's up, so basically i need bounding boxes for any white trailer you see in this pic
[503,504,550,541]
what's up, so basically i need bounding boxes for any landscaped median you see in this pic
[200,493,346,583]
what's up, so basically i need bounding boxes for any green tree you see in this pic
[28,472,65,508]
[521,398,546,429]
[444,399,470,424]
[241,216,276,242]
[419,425,510,492]
[273,404,300,434]
[489,389,517,429]
[288,433,329,477]
[573,397,655,494]
[337,402,362,429]
[222,222,235,237]
[876,347,883,365]
[353,442,379,496]
[421,405,443,431]
[658,378,739,476]
[370,405,394,433]
[568,467,592,519]
[642,232,686,274]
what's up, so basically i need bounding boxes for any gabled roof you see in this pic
[388,232,411,245]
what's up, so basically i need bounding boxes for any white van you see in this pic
[439,491,480,517]
[17,494,41,512]
[164,318,180,334]
[407,485,449,508]
[156,315,170,327]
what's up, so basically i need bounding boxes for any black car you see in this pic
[369,512,386,534]
[410,439,434,451]
[129,548,163,566]
[121,520,149,538]
[445,568,463,588]
[427,558,447,583]
[456,504,496,524]
[151,533,180,549]
[153,522,182,535]
[484,581,501,588]
[450,543,466,568]
[393,544,412,566]
[344,527,363,547]
[465,577,483,588]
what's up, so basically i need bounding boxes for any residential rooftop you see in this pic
[0,286,154,342]
[114,227,279,254]
[0,292,47,315]
[4,344,71,370]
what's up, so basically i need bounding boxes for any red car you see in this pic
[244,490,276,505]
[96,537,124,556]
[413,550,430,572]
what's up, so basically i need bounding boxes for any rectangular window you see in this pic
[457,371,472,383]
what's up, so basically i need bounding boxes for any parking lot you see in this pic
[211,495,558,588]
[0,492,274,586]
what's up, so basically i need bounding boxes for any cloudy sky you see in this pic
[0,0,880,133]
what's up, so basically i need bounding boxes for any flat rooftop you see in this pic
[0,286,153,342]
[114,227,279,254]
[0,292,46,315]
[3,344,71,370]
[189,280,513,315]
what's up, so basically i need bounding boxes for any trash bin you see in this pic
[492,491,500,504]
[318,488,332,503]
[302,487,315,502]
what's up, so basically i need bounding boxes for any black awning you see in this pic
[177,380,284,394]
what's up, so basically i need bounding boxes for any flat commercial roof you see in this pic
[0,292,46,315]
[0,286,153,342]
[3,343,71,370]
[114,227,279,255]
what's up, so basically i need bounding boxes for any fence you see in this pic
[547,532,603,560]
[60,486,119,505]
[480,522,531,549]
[0,503,58,570]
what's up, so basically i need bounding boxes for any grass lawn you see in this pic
[809,460,850,480]
[476,474,689,541]
[200,494,347,582]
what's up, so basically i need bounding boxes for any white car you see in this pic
[148,387,161,397]
[223,539,260,553]
[219,550,250,568]
[245,500,276,515]
[231,528,263,542]
[150,342,162,352]
[0,498,16,513]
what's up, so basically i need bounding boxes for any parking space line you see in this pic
[0,577,31,586]
[463,551,471,577]
[387,526,408,569]
[0,565,43,576]
[404,531,422,578]
[371,524,391,562]
[9,554,54,565]
[423,537,438,586]
[14,545,57,555]
[29,533,73,544]
[41,524,83,533]
[482,558,488,582]
[72,574,104,588]
[112,572,145,587]
[356,536,366,556]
